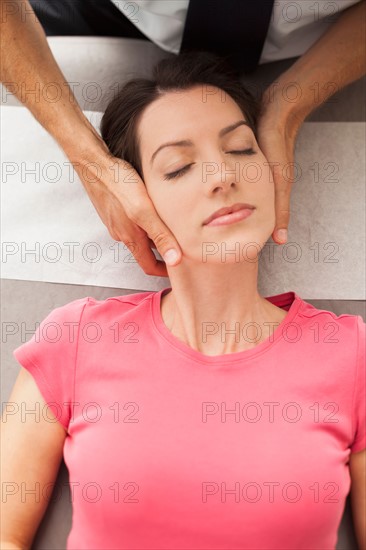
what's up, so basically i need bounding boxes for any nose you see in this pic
[203,153,240,195]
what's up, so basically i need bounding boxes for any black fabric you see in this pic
[29,0,150,39]
[180,0,275,74]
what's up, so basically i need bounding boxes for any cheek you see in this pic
[162,195,187,225]
[144,183,181,225]
[255,164,275,202]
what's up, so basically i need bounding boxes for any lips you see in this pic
[203,203,255,225]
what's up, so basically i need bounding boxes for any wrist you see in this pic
[54,118,135,189]
[60,125,110,165]
[56,125,114,192]
[260,73,311,137]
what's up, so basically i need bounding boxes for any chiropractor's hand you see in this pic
[1,0,182,279]
[256,85,302,246]
[256,0,366,246]
[70,143,182,278]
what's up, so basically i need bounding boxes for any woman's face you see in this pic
[137,85,275,264]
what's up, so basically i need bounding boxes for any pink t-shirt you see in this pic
[13,287,366,549]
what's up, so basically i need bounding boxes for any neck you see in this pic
[161,258,286,356]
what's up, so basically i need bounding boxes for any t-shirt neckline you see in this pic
[151,287,303,364]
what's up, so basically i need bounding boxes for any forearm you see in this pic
[266,0,366,127]
[0,0,107,160]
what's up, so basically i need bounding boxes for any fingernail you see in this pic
[163,249,179,265]
[277,229,287,242]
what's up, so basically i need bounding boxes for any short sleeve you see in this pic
[350,315,366,453]
[12,297,89,432]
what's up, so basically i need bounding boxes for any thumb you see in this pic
[272,161,292,245]
[258,130,292,245]
[109,158,183,266]
[134,207,182,267]
[152,225,182,267]
[162,248,181,266]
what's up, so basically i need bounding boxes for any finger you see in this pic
[148,237,157,249]
[114,220,169,276]
[259,135,292,245]
[125,236,169,278]
[272,153,294,244]
[127,201,182,267]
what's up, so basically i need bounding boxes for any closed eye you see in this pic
[163,148,256,181]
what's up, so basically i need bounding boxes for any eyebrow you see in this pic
[150,120,251,167]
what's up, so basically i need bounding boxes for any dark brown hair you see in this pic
[100,50,261,180]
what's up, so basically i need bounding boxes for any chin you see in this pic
[193,235,265,264]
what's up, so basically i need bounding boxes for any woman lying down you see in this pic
[2,51,365,550]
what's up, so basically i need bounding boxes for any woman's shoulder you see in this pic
[63,290,156,321]
[33,291,157,331]
[293,296,365,357]
[267,289,365,333]
[297,295,365,327]
[268,290,365,350]
[83,290,155,310]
